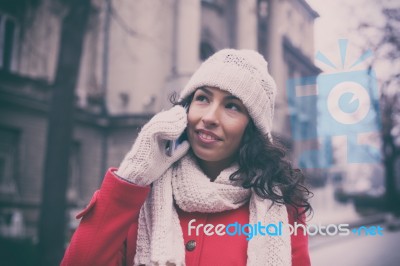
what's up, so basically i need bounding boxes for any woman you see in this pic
[61,49,312,266]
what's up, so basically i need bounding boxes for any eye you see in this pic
[225,102,241,112]
[194,94,209,103]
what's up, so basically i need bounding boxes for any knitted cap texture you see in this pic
[180,49,277,142]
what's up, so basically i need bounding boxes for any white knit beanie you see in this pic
[179,49,277,143]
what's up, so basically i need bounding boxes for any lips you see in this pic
[196,129,222,143]
[199,132,218,140]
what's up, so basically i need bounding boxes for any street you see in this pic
[310,223,400,266]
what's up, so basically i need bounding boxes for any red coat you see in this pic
[61,168,310,266]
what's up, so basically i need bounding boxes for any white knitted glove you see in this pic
[116,106,190,185]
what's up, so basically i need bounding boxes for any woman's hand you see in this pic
[116,105,190,185]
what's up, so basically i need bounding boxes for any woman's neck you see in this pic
[197,156,236,181]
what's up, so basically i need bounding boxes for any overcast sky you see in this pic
[307,0,384,70]
[306,0,400,91]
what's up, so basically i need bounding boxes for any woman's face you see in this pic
[187,87,250,170]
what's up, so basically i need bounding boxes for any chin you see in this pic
[191,147,213,161]
[190,146,218,162]
[192,145,236,165]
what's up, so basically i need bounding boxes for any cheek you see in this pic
[234,126,247,144]
[225,118,249,143]
[187,108,198,127]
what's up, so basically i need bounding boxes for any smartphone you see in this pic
[166,104,188,157]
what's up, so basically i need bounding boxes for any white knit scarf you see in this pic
[134,153,291,266]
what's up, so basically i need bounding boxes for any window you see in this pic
[0,128,19,196]
[200,41,215,61]
[67,141,82,204]
[0,13,18,71]
[258,0,268,18]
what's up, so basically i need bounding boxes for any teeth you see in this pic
[199,132,217,140]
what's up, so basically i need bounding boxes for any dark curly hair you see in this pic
[235,120,312,219]
[170,91,313,220]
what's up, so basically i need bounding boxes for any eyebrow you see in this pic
[199,87,240,101]
[199,87,213,96]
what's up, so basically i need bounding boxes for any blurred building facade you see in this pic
[0,0,319,240]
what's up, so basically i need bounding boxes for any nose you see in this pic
[201,104,219,128]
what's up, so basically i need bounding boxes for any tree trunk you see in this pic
[38,0,91,265]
